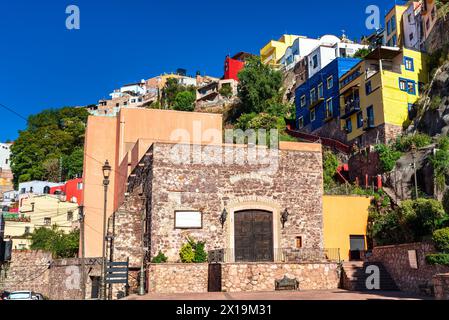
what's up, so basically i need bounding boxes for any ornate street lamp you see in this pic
[101,160,111,300]
[281,209,289,229]
[219,208,227,229]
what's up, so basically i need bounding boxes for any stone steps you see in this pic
[341,262,399,291]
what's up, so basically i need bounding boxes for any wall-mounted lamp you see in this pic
[281,209,289,229]
[219,208,227,229]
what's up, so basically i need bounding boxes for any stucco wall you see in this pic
[323,195,371,261]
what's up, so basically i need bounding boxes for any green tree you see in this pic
[10,107,89,186]
[323,151,339,191]
[237,56,283,114]
[173,91,196,112]
[353,48,371,59]
[30,226,79,258]
[375,144,403,172]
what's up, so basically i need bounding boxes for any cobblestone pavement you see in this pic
[126,289,430,300]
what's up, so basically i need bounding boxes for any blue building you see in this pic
[295,57,360,132]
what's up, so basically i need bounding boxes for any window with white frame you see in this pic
[300,95,306,107]
[327,76,333,89]
[310,109,316,122]
[318,83,323,99]
[310,88,316,104]
[298,117,304,128]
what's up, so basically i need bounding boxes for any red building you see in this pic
[50,178,83,206]
[224,52,252,81]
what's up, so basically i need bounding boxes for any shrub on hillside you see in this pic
[375,144,402,172]
[433,228,449,252]
[394,133,433,152]
[426,253,449,266]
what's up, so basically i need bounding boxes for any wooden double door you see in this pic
[234,210,274,262]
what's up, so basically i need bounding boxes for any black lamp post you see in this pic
[281,209,289,229]
[219,208,227,229]
[101,160,111,300]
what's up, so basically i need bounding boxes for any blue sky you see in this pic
[0,0,401,141]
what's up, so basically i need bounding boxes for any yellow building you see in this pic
[260,34,300,66]
[323,195,371,261]
[3,194,79,250]
[339,46,428,147]
[385,4,408,47]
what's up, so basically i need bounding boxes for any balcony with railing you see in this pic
[340,99,361,120]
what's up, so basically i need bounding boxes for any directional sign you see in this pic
[105,260,129,285]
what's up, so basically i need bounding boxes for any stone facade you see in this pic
[368,242,449,295]
[348,149,381,187]
[221,262,339,292]
[113,142,324,263]
[147,263,209,294]
[350,123,403,149]
[0,250,102,300]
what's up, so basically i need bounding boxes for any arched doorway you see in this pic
[234,210,274,262]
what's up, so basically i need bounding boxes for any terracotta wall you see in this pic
[83,109,223,257]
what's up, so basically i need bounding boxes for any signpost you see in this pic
[105,259,129,298]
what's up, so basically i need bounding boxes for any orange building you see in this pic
[82,108,223,257]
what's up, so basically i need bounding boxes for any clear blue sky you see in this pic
[0,0,401,142]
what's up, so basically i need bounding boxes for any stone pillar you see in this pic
[433,273,449,300]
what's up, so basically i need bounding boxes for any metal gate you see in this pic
[208,263,222,292]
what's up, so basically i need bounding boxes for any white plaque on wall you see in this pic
[175,211,202,229]
[408,250,418,269]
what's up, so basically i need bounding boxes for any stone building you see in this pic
[110,140,324,264]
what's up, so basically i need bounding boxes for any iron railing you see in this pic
[208,248,341,264]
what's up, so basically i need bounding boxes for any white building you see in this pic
[403,1,423,50]
[110,80,147,99]
[1,190,18,209]
[307,35,367,78]
[18,181,63,196]
[280,37,321,71]
[0,143,11,171]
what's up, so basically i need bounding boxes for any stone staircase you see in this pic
[341,262,399,291]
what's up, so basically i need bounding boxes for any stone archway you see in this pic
[225,199,281,262]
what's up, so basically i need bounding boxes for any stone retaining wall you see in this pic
[0,250,102,300]
[147,263,209,294]
[147,262,339,294]
[221,262,339,292]
[369,242,449,295]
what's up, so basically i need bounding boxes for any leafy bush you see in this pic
[430,96,443,111]
[401,199,447,239]
[443,189,449,215]
[353,48,371,59]
[433,228,449,252]
[426,253,449,265]
[323,151,339,190]
[173,91,196,112]
[193,241,208,263]
[30,226,79,258]
[151,251,168,263]
[219,84,233,98]
[430,137,449,192]
[375,144,402,172]
[371,199,448,245]
[179,237,208,263]
[394,133,433,152]
[179,242,195,263]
